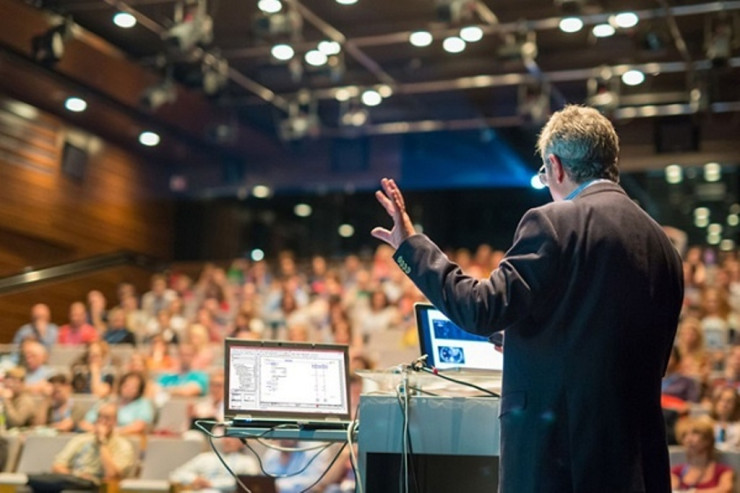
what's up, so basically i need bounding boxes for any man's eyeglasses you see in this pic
[538,164,548,187]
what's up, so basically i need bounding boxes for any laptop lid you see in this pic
[415,303,503,371]
[224,338,352,425]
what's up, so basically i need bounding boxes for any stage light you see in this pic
[665,164,682,184]
[708,232,721,245]
[140,79,177,111]
[721,239,736,251]
[305,49,328,66]
[163,0,213,54]
[361,89,382,106]
[113,12,137,28]
[252,185,271,198]
[559,17,583,33]
[460,26,483,42]
[340,107,368,127]
[257,0,282,14]
[409,31,433,47]
[592,24,615,38]
[708,223,723,235]
[64,97,87,113]
[728,215,739,227]
[271,43,294,61]
[442,36,466,53]
[334,87,353,101]
[704,162,721,182]
[250,249,265,261]
[377,84,393,98]
[32,20,72,65]
[614,12,638,29]
[138,131,161,147]
[294,203,312,217]
[621,69,645,86]
[336,0,358,4]
[338,224,355,238]
[531,174,546,190]
[318,40,341,55]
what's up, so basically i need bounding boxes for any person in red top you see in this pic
[671,416,735,492]
[58,301,98,345]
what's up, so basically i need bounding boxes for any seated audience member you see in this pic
[43,374,75,432]
[187,324,215,369]
[70,341,116,397]
[671,416,735,492]
[262,440,332,493]
[21,340,53,394]
[102,307,136,346]
[120,293,148,344]
[141,274,177,318]
[1,367,40,428]
[711,386,740,452]
[58,302,98,345]
[157,344,209,397]
[79,371,154,435]
[144,309,180,344]
[191,369,225,423]
[42,403,135,491]
[86,290,108,334]
[713,345,740,391]
[357,288,399,344]
[12,303,58,349]
[663,346,701,403]
[169,436,259,492]
[677,317,712,384]
[145,334,176,372]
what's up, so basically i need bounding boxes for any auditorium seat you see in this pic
[118,436,204,492]
[0,433,76,490]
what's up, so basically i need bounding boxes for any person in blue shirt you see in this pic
[12,303,58,349]
[156,343,209,397]
[80,371,154,435]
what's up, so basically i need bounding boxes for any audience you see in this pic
[156,343,208,397]
[43,374,75,432]
[1,367,40,428]
[12,303,58,349]
[58,302,98,346]
[671,416,734,492]
[79,371,154,435]
[20,340,53,394]
[102,307,136,346]
[70,341,116,397]
[711,386,740,452]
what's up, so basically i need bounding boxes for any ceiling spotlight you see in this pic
[318,40,341,55]
[294,203,312,217]
[64,97,87,113]
[721,239,736,251]
[531,174,546,190]
[32,20,72,65]
[250,249,265,262]
[113,12,137,28]
[140,78,177,111]
[728,214,739,227]
[704,162,721,182]
[338,223,355,238]
[621,69,645,86]
[409,30,433,47]
[271,43,294,61]
[592,23,615,38]
[376,84,393,98]
[559,17,584,33]
[361,89,382,106]
[665,164,682,184]
[460,26,483,42]
[613,12,639,29]
[340,107,368,127]
[305,49,328,66]
[442,36,466,53]
[257,0,282,13]
[138,131,161,147]
[336,0,358,4]
[252,185,271,198]
[334,87,355,101]
[163,0,213,54]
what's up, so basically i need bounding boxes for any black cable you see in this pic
[418,366,500,397]
[243,438,333,479]
[395,391,420,493]
[298,441,348,493]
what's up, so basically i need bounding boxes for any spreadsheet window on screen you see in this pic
[228,346,348,415]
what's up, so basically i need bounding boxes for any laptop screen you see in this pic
[224,339,351,422]
[415,303,503,371]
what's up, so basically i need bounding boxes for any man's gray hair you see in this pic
[536,105,620,183]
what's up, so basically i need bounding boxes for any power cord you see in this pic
[417,365,500,398]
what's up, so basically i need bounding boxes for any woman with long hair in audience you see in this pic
[671,416,735,492]
[78,371,154,435]
[677,317,712,387]
[711,386,740,452]
[187,323,215,369]
[70,340,116,398]
[145,334,176,372]
[701,286,737,351]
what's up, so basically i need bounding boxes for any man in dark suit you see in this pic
[372,105,684,493]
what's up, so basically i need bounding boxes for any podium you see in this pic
[358,394,501,493]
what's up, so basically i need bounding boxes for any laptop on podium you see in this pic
[224,338,352,430]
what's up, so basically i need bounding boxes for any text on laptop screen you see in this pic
[228,345,349,416]
[417,305,503,371]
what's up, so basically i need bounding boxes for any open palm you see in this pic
[371,178,416,249]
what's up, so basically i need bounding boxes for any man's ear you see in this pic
[548,154,566,184]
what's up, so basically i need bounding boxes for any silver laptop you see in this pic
[224,338,352,429]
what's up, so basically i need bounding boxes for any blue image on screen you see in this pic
[438,346,466,364]
[432,319,487,342]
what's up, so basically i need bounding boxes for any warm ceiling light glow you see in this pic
[304,49,328,66]
[138,131,160,147]
[409,31,433,47]
[708,232,721,245]
[694,207,710,219]
[64,97,87,113]
[252,185,271,198]
[592,23,615,38]
[336,0,358,5]
[614,12,639,29]
[728,214,739,227]
[460,26,483,42]
[721,239,736,251]
[621,69,645,86]
[257,0,282,14]
[665,164,682,184]
[338,223,355,238]
[294,203,312,217]
[271,44,294,61]
[361,89,382,106]
[704,162,721,182]
[377,84,393,98]
[113,12,137,28]
[318,40,341,55]
[335,88,352,101]
[708,223,723,235]
[442,36,466,53]
[559,17,584,33]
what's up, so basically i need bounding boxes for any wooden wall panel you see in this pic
[0,95,174,276]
